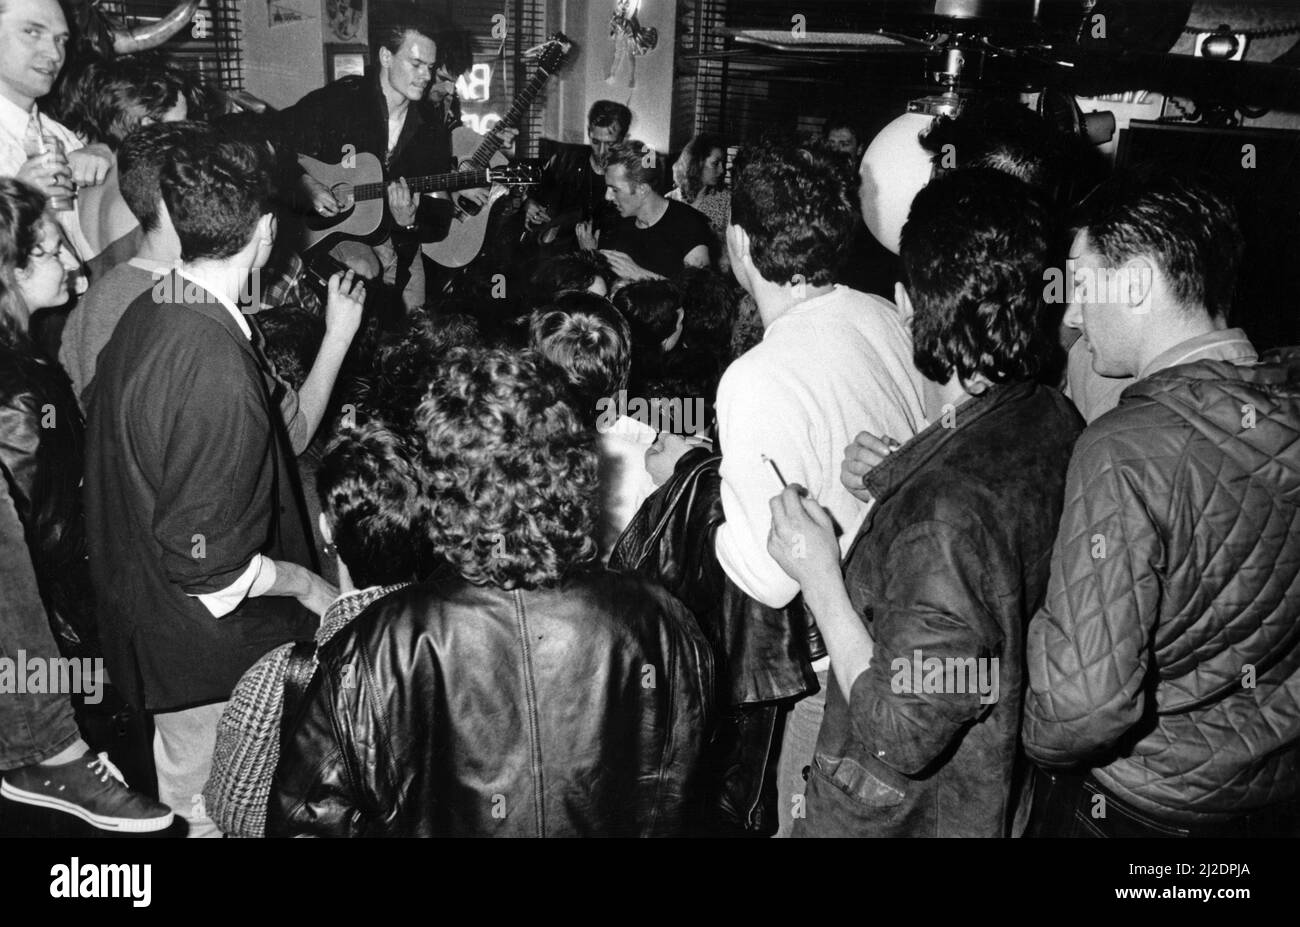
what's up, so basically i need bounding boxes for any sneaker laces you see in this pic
[87,752,128,788]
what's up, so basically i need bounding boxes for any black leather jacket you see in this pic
[268,570,715,836]
[0,341,97,658]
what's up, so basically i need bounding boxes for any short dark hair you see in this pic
[416,346,600,589]
[317,422,428,588]
[1078,172,1243,321]
[613,278,681,347]
[119,121,211,233]
[162,135,273,262]
[433,25,474,76]
[588,100,631,138]
[901,168,1053,385]
[374,10,434,57]
[920,98,1065,198]
[730,142,856,287]
[57,57,187,150]
[530,251,611,299]
[604,139,660,188]
[529,291,632,424]
[823,115,860,143]
[675,265,737,359]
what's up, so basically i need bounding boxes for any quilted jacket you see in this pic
[1024,349,1300,824]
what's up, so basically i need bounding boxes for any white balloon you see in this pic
[859,112,935,255]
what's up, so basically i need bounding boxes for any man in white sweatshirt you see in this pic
[655,142,927,835]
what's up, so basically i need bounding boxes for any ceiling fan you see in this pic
[701,0,1300,116]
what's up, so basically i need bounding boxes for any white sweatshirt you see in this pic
[714,285,927,608]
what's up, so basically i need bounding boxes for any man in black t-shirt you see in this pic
[579,140,712,281]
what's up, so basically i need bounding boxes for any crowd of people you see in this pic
[0,0,1298,838]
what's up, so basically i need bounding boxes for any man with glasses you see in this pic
[264,15,464,314]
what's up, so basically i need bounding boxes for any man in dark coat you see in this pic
[264,15,475,312]
[85,135,360,837]
[768,169,1083,837]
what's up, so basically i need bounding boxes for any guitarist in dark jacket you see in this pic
[264,17,461,312]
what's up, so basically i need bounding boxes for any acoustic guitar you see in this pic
[423,33,572,268]
[289,151,539,253]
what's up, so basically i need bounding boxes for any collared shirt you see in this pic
[174,267,279,618]
[0,92,94,259]
[1067,327,1258,424]
[1138,327,1258,380]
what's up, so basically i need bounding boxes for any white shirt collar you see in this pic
[174,267,252,340]
[0,92,32,147]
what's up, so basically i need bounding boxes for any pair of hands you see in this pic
[643,428,902,588]
[573,220,658,283]
[17,142,113,203]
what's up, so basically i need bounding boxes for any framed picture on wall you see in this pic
[328,44,369,81]
[326,0,367,44]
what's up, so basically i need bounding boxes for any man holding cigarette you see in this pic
[647,142,926,835]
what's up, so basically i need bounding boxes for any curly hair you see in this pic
[0,179,49,352]
[416,346,600,589]
[677,132,727,202]
[317,422,428,588]
[730,142,856,287]
[900,168,1053,386]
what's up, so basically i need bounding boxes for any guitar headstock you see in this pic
[487,161,543,186]
[535,33,573,75]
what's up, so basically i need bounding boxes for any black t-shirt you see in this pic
[602,199,713,278]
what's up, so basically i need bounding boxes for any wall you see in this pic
[547,0,676,151]
[243,1,327,110]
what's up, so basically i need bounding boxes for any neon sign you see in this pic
[456,63,502,135]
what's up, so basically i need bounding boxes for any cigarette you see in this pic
[761,454,788,488]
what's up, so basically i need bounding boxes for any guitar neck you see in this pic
[352,170,491,201]
[466,66,555,169]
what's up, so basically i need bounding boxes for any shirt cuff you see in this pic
[191,554,278,618]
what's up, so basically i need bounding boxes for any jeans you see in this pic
[1028,766,1300,838]
[153,701,228,838]
[0,482,81,770]
[773,670,828,838]
[331,235,425,311]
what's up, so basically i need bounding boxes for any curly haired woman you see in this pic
[269,346,715,836]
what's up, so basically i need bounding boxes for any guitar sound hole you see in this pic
[332,185,355,210]
[456,195,483,217]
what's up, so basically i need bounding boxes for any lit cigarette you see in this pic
[761,454,788,488]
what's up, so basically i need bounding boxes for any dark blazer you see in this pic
[269,571,715,836]
[264,72,454,243]
[85,274,317,711]
[798,380,1083,838]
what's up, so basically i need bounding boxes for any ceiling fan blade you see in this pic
[1047,48,1300,110]
[721,26,936,54]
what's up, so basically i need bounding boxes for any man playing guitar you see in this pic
[265,15,499,313]
[521,100,629,259]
